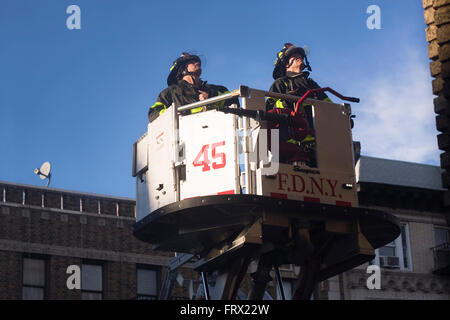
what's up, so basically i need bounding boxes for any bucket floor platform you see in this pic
[134,195,400,283]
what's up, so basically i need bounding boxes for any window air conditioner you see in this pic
[379,256,400,269]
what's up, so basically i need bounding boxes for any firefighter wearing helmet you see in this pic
[267,43,332,121]
[266,43,332,167]
[148,52,238,123]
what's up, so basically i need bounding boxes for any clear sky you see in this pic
[0,0,440,198]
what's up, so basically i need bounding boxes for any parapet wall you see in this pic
[0,181,135,218]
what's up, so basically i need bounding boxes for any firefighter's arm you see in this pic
[210,85,240,108]
[308,79,333,103]
[266,80,287,111]
[148,88,172,122]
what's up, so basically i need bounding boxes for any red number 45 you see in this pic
[193,141,226,172]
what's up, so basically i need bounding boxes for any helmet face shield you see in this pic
[284,46,306,62]
[302,45,310,56]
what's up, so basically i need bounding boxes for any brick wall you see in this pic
[423,0,450,225]
[48,256,82,299]
[0,251,22,300]
[106,261,137,299]
[2,178,447,300]
[0,181,175,300]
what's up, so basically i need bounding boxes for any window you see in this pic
[137,268,157,300]
[434,227,449,247]
[22,257,46,300]
[81,264,103,300]
[376,223,411,270]
[432,227,450,271]
[379,241,396,257]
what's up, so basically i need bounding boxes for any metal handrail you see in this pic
[177,89,241,112]
[176,85,359,114]
[176,85,322,113]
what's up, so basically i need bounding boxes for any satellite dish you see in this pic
[34,161,52,187]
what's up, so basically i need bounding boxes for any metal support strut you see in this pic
[292,235,335,300]
[274,266,285,300]
[201,272,210,300]
[247,254,274,300]
[159,253,194,300]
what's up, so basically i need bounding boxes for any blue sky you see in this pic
[0,0,439,198]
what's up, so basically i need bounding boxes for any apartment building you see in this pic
[0,156,448,300]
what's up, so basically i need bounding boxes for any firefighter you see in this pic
[266,43,331,167]
[267,43,332,116]
[148,52,238,123]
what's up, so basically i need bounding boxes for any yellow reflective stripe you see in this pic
[212,90,230,108]
[150,102,165,109]
[267,97,284,109]
[302,134,315,142]
[274,51,284,65]
[150,102,167,115]
[275,100,284,109]
[190,106,204,114]
[287,136,315,145]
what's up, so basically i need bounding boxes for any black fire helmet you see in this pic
[272,43,312,79]
[167,52,202,86]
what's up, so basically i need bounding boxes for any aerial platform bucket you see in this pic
[132,86,401,299]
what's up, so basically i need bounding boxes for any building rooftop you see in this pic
[356,156,446,191]
[0,180,135,202]
[1,156,446,198]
